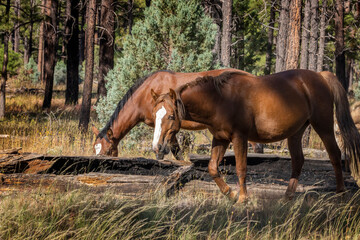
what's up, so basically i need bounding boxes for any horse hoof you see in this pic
[228,190,239,203]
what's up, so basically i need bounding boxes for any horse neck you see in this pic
[110,99,142,142]
[180,84,217,125]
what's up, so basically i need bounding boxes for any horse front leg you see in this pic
[170,136,184,161]
[233,135,248,203]
[208,138,238,201]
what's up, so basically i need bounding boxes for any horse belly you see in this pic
[251,106,309,143]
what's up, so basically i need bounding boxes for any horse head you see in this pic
[151,88,184,159]
[92,126,118,156]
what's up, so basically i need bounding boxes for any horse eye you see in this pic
[168,115,175,120]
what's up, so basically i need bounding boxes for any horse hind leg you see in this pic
[311,121,345,193]
[285,123,309,199]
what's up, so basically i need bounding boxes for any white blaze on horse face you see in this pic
[95,143,102,155]
[153,106,167,150]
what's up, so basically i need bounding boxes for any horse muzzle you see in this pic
[154,143,170,160]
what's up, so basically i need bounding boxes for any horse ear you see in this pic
[151,89,159,101]
[169,88,176,101]
[107,128,114,140]
[92,125,99,136]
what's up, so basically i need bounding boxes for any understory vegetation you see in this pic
[0,187,360,239]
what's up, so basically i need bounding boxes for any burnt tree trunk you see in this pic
[285,0,301,70]
[264,1,275,75]
[79,0,97,131]
[335,0,347,90]
[300,0,310,69]
[65,0,80,105]
[42,0,58,109]
[275,0,289,72]
[220,0,232,67]
[308,0,318,71]
[97,0,115,99]
[317,0,327,72]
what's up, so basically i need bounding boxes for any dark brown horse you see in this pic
[151,69,360,203]
[92,69,255,158]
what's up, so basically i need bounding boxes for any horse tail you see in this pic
[320,71,360,182]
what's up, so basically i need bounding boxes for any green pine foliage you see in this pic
[96,0,218,126]
[0,46,22,76]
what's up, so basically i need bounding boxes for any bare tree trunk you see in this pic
[38,0,46,83]
[308,0,318,71]
[300,0,310,69]
[79,0,97,131]
[0,0,10,119]
[275,0,289,72]
[24,21,33,65]
[335,0,347,91]
[220,0,232,67]
[98,0,115,99]
[317,0,327,72]
[264,1,275,75]
[65,0,80,105]
[285,0,301,70]
[14,0,21,53]
[42,0,58,109]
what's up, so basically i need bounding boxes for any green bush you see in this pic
[24,57,40,84]
[54,60,67,85]
[96,0,218,126]
[0,46,22,76]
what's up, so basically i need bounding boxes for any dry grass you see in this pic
[1,187,360,239]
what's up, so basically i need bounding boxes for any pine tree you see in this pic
[96,0,217,125]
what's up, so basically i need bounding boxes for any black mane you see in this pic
[97,70,174,139]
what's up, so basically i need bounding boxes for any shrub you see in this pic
[96,0,218,126]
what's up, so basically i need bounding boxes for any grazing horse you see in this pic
[151,69,360,203]
[92,69,255,158]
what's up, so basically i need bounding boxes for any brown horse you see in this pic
[151,69,360,203]
[92,69,255,158]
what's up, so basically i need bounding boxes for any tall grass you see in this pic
[1,188,360,239]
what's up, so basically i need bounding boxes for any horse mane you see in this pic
[177,71,246,95]
[98,70,175,139]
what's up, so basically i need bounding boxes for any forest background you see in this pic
[0,0,359,156]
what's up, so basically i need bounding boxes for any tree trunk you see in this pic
[335,0,347,91]
[42,0,58,109]
[317,0,327,72]
[65,0,80,105]
[264,1,275,75]
[308,0,318,71]
[220,0,232,67]
[0,0,10,119]
[24,21,33,65]
[14,0,21,53]
[300,0,310,69]
[275,0,289,73]
[98,0,115,99]
[79,2,86,64]
[79,0,97,131]
[38,0,46,83]
[0,34,9,119]
[285,0,301,70]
